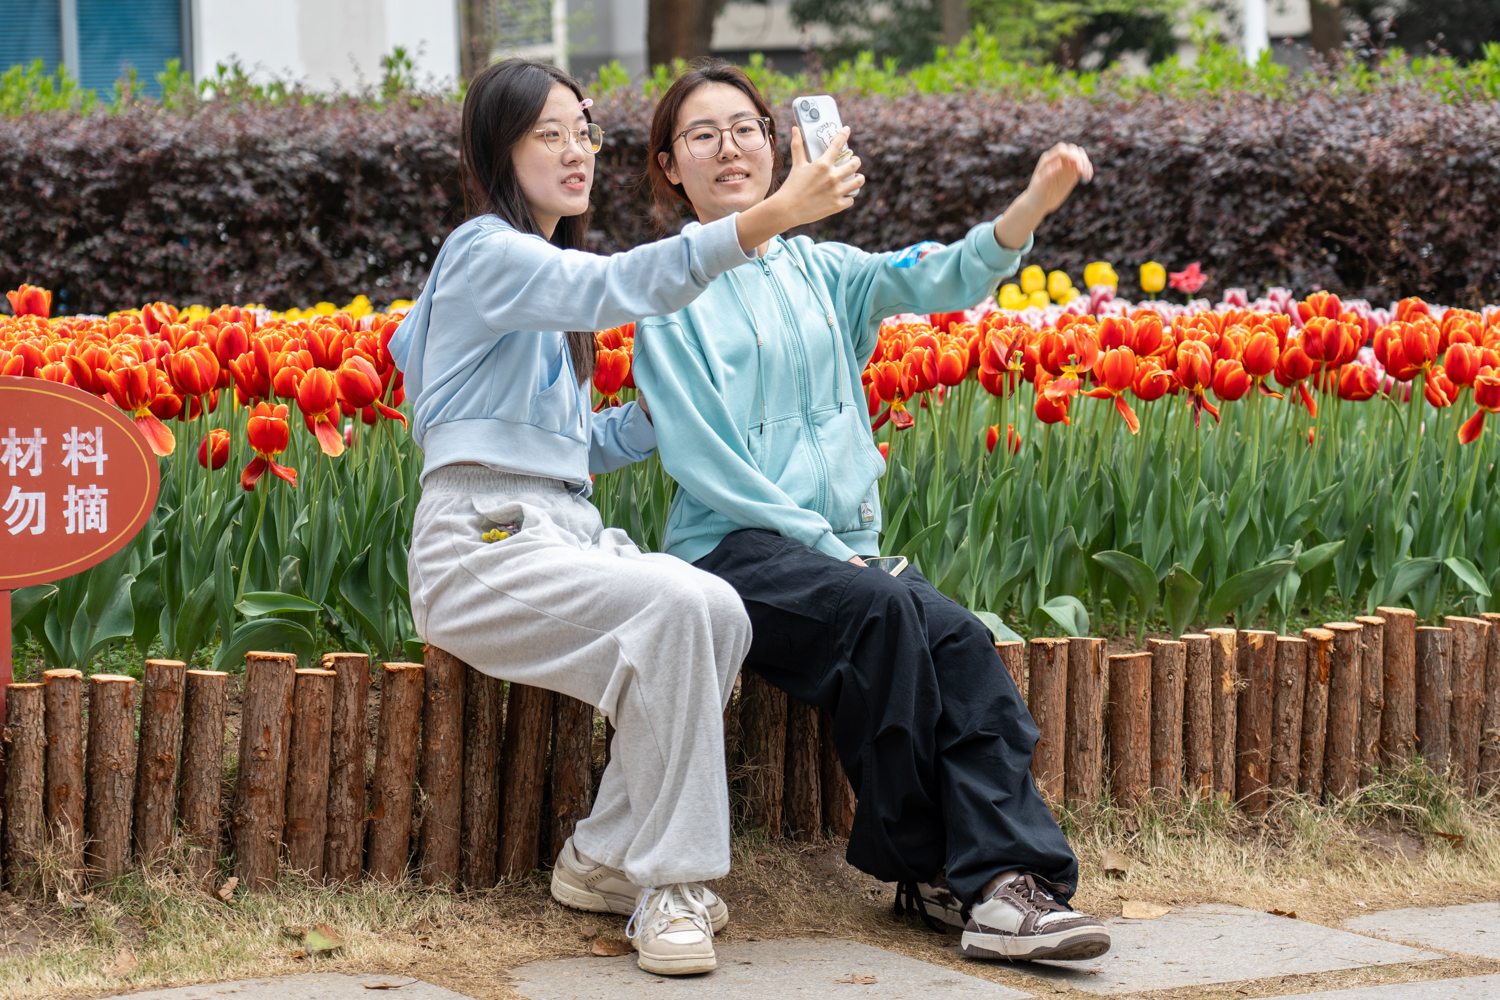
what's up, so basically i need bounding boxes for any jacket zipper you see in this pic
[759,254,833,521]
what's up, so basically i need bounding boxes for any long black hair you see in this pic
[461,58,596,382]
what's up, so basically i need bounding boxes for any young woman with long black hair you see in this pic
[630,62,1109,964]
[388,58,860,976]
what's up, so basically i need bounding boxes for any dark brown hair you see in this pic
[646,60,783,229]
[461,58,596,382]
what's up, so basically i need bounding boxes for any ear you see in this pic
[659,149,681,187]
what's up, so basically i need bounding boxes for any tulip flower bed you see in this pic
[3,287,421,675]
[593,272,1500,643]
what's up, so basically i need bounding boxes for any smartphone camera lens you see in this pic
[800,99,819,121]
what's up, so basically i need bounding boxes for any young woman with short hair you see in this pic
[389,58,860,976]
[630,61,1109,963]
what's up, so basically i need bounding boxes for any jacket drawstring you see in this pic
[727,270,768,434]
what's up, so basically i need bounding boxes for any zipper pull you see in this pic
[757,334,764,346]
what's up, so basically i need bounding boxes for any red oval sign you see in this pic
[0,376,160,589]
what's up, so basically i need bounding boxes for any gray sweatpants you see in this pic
[408,467,750,886]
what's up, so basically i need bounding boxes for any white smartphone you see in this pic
[793,95,857,195]
[863,555,908,577]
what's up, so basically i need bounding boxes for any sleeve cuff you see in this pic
[693,214,758,279]
[618,401,658,456]
[812,531,859,563]
[972,221,1034,273]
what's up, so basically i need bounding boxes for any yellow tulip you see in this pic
[1020,265,1046,295]
[1084,261,1118,289]
[1028,290,1051,310]
[1140,261,1166,295]
[1060,287,1081,304]
[999,283,1027,310]
[1047,270,1072,300]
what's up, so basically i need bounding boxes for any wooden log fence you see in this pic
[5,605,1499,891]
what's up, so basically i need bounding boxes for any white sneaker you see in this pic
[960,872,1111,961]
[550,837,728,932]
[895,874,968,930]
[626,883,717,975]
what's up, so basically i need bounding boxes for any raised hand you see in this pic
[994,142,1094,250]
[736,126,863,252]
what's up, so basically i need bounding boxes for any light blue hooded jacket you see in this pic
[387,212,756,493]
[631,220,1031,564]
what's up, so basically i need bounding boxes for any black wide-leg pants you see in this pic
[695,528,1078,906]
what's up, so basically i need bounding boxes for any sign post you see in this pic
[1,375,160,747]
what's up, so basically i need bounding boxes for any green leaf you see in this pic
[898,521,944,563]
[972,610,1022,644]
[1092,550,1159,624]
[1039,595,1089,637]
[1164,564,1203,638]
[1377,557,1441,610]
[1204,560,1294,626]
[236,591,323,617]
[213,617,314,672]
[1445,556,1493,598]
[402,638,427,663]
[1296,539,1345,574]
[10,584,57,629]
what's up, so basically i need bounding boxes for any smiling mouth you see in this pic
[716,170,750,183]
[562,173,586,185]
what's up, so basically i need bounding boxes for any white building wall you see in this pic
[193,0,459,91]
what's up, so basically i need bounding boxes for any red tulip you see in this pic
[1034,381,1071,425]
[1131,358,1173,402]
[198,428,230,470]
[1446,342,1483,388]
[6,284,52,318]
[936,346,968,387]
[65,344,114,396]
[99,357,176,456]
[169,345,221,399]
[335,355,407,425]
[1169,263,1207,296]
[903,345,939,395]
[1460,366,1500,444]
[593,347,631,409]
[295,367,345,456]
[210,322,250,367]
[1336,364,1379,402]
[986,423,1000,453]
[1212,359,1251,402]
[1424,365,1456,409]
[243,402,298,490]
[878,441,889,461]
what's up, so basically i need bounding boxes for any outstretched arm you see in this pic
[994,143,1094,250]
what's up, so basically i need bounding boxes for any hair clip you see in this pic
[579,98,594,110]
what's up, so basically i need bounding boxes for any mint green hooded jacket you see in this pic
[631,219,1031,565]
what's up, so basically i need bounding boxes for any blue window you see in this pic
[0,0,63,76]
[76,0,184,96]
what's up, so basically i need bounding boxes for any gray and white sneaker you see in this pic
[960,872,1110,961]
[550,837,728,933]
[895,874,968,931]
[627,882,718,975]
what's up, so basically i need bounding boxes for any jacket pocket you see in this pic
[527,350,581,436]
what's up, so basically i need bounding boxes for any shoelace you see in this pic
[998,873,1073,914]
[626,883,714,942]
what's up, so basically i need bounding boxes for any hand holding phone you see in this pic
[794,95,859,196]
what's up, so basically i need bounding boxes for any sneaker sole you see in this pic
[550,872,730,934]
[960,928,1112,962]
[636,952,717,975]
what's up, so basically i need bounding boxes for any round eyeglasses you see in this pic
[675,117,772,159]
[535,122,604,154]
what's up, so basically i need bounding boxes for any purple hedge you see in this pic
[3,86,1499,313]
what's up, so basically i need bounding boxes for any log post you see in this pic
[996,641,1025,700]
[42,668,85,881]
[1446,616,1488,796]
[84,675,137,883]
[3,683,46,890]
[231,652,298,891]
[784,699,822,842]
[818,707,856,839]
[1235,630,1275,815]
[419,647,466,886]
[321,652,370,886]
[1479,612,1500,796]
[737,670,787,834]
[1108,652,1151,809]
[1206,628,1238,798]
[1269,636,1307,794]
[1323,622,1364,799]
[549,694,595,863]
[132,659,185,864]
[178,670,228,884]
[1299,628,1334,799]
[1148,638,1185,797]
[1181,634,1214,795]
[1414,626,1453,773]
[1028,638,1068,804]
[282,668,336,880]
[498,682,552,879]
[1354,615,1386,784]
[461,666,503,888]
[1064,637,1106,808]
[368,662,425,883]
[1376,607,1418,764]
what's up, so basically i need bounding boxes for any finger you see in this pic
[836,154,862,178]
[789,127,806,167]
[820,126,851,163]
